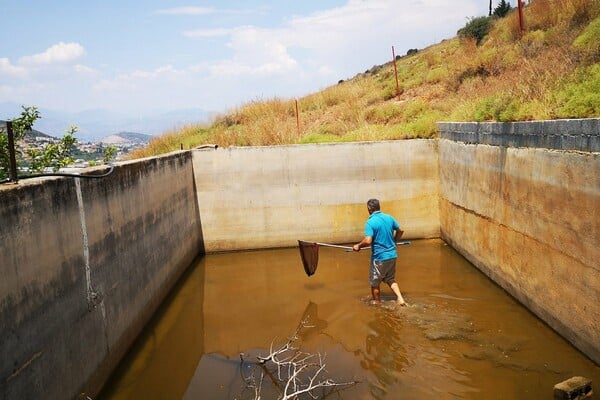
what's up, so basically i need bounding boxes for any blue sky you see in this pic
[0,0,490,118]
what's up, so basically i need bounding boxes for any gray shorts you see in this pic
[370,258,397,287]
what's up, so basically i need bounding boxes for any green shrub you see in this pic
[404,110,444,138]
[458,16,494,45]
[473,95,520,121]
[402,98,430,121]
[363,103,403,123]
[381,83,399,101]
[426,66,449,83]
[555,64,600,117]
[573,16,600,59]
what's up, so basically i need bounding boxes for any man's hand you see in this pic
[353,244,360,252]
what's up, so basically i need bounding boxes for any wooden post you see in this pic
[392,46,401,100]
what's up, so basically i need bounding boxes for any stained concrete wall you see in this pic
[0,152,203,400]
[437,119,600,364]
[192,140,440,252]
[2,120,599,399]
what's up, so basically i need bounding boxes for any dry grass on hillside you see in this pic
[130,0,600,158]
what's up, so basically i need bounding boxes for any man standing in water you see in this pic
[353,199,407,306]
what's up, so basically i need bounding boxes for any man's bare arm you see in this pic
[353,236,372,251]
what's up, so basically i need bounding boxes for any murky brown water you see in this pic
[99,239,599,399]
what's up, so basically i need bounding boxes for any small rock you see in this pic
[553,376,592,400]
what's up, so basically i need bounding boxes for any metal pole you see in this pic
[518,0,525,32]
[295,98,300,136]
[392,46,401,99]
[6,121,18,183]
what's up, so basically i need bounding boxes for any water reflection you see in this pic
[362,309,407,398]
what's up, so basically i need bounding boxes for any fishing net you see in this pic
[298,230,405,277]
[298,240,320,277]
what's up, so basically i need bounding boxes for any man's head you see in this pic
[367,198,380,214]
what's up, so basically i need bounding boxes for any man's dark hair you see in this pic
[367,198,380,211]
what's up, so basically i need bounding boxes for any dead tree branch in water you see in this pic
[238,318,357,399]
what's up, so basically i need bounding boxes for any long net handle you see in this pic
[314,241,411,251]
[314,242,353,250]
[345,241,411,251]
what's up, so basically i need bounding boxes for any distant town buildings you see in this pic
[19,130,150,167]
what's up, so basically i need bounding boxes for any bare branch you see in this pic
[238,318,357,400]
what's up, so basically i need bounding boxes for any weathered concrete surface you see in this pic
[2,118,599,398]
[0,152,203,400]
[437,125,600,364]
[192,140,440,252]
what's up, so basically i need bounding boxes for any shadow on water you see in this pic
[99,239,600,400]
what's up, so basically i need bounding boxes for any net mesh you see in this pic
[298,240,320,276]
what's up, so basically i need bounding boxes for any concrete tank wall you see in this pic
[437,120,600,364]
[192,140,440,252]
[2,119,598,399]
[0,152,203,399]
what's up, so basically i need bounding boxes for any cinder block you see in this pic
[590,135,600,153]
[580,118,600,135]
[479,122,493,135]
[553,376,593,400]
[561,134,580,151]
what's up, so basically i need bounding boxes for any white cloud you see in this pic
[226,26,298,73]
[0,58,28,78]
[283,0,477,57]
[94,65,185,92]
[18,42,85,66]
[73,64,98,76]
[155,6,214,15]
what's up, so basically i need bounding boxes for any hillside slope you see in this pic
[130,0,600,158]
[100,132,153,145]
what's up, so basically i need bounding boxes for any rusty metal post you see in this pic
[517,0,525,32]
[392,46,401,99]
[6,121,18,183]
[295,98,300,136]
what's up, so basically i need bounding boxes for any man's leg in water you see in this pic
[390,282,406,306]
[370,260,382,303]
[371,285,381,303]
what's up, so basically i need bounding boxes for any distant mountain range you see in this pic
[100,132,153,145]
[0,102,216,142]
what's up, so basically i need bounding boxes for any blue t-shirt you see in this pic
[365,211,400,261]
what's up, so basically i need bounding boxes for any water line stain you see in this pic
[99,239,599,399]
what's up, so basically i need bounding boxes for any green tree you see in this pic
[1,106,41,179]
[103,145,117,163]
[1,106,82,179]
[26,125,78,173]
[493,0,512,18]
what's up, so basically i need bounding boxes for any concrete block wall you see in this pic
[440,118,600,152]
[437,120,600,364]
[0,152,203,399]
[192,140,440,252]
